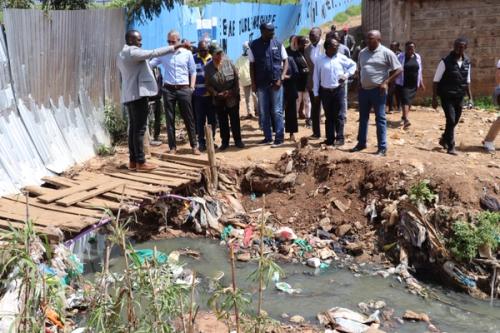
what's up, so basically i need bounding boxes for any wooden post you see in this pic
[204,124,218,190]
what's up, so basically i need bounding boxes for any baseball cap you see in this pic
[260,22,275,31]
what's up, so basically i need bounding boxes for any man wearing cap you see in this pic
[249,22,289,147]
[235,41,257,119]
[150,30,199,155]
[193,40,216,152]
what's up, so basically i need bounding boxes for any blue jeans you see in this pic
[257,86,284,143]
[357,87,387,150]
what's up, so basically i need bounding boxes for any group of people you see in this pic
[117,23,498,172]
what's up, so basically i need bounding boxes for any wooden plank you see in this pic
[151,169,201,181]
[41,176,80,188]
[118,169,199,182]
[151,152,210,166]
[0,199,95,231]
[74,173,165,194]
[0,219,61,239]
[4,195,103,218]
[38,178,105,203]
[152,159,203,171]
[104,172,183,187]
[77,198,121,211]
[56,181,124,207]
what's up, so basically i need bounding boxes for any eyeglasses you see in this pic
[167,40,177,44]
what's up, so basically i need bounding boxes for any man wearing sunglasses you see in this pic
[150,30,199,155]
[117,29,185,171]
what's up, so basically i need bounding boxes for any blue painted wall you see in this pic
[131,0,361,61]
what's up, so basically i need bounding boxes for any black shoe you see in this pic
[350,145,367,152]
[235,141,245,148]
[309,135,321,140]
[258,139,273,145]
[321,140,334,146]
[438,137,448,150]
[447,148,458,156]
[219,143,229,151]
[199,145,206,152]
[376,149,387,156]
[335,140,345,147]
[271,141,283,148]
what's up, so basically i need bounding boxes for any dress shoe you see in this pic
[271,141,283,148]
[136,162,158,172]
[128,162,137,170]
[350,145,367,152]
[235,141,245,148]
[376,149,387,157]
[309,134,320,140]
[192,148,201,155]
[219,143,229,151]
[258,139,273,145]
[438,137,448,150]
[335,140,345,147]
[167,147,177,154]
[447,148,458,156]
[321,140,334,146]
[199,145,207,152]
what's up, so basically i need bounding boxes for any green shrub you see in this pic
[96,144,115,156]
[474,96,496,111]
[409,180,437,205]
[448,212,500,261]
[333,12,349,24]
[104,101,127,145]
[346,5,361,16]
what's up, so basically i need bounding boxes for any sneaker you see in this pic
[350,145,367,152]
[271,142,283,148]
[137,162,158,172]
[259,139,273,145]
[375,149,387,157]
[192,148,201,155]
[483,141,495,153]
[235,141,245,149]
[128,162,137,171]
[150,140,162,146]
[219,143,229,151]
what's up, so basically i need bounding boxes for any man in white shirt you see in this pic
[150,30,199,155]
[305,27,325,137]
[432,38,472,155]
[313,38,357,147]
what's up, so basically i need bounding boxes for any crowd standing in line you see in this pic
[117,24,498,172]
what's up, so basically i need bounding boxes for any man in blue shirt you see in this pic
[150,30,199,155]
[249,23,289,147]
[313,38,357,147]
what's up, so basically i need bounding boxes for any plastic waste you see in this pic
[293,238,313,255]
[443,261,477,288]
[130,249,168,266]
[319,262,330,270]
[275,282,301,294]
[243,226,254,247]
[306,258,321,268]
[275,227,297,241]
[250,193,257,201]
[221,225,234,240]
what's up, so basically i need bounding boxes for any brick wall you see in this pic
[362,0,500,98]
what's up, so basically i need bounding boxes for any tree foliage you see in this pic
[0,0,33,9]
[41,0,90,10]
[107,0,180,23]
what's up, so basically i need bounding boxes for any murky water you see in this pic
[81,237,500,333]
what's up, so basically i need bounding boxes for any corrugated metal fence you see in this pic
[0,9,124,195]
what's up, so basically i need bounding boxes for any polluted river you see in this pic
[78,236,500,333]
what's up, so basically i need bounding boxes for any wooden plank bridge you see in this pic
[0,153,209,238]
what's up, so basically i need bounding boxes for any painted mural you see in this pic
[131,0,361,61]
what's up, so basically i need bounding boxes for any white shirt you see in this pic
[313,53,357,96]
[247,44,288,62]
[310,42,324,65]
[433,59,471,83]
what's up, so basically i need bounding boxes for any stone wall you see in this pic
[362,0,500,98]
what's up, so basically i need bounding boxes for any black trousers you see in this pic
[149,98,163,140]
[193,95,217,147]
[309,90,321,137]
[162,87,197,149]
[440,95,464,149]
[320,86,346,145]
[126,97,149,164]
[215,104,242,145]
[284,88,298,134]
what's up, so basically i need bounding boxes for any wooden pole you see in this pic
[204,124,218,190]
